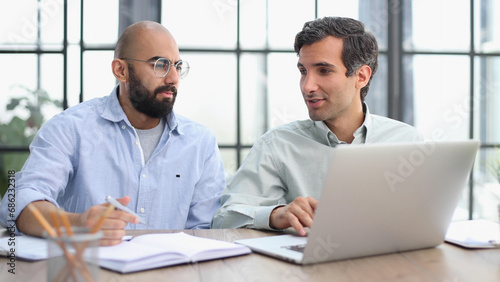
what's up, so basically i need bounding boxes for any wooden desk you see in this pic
[1,228,500,281]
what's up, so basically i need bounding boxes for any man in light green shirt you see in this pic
[211,17,423,235]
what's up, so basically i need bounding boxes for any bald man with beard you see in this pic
[0,21,225,246]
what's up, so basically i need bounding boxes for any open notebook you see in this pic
[237,140,480,264]
[0,232,251,273]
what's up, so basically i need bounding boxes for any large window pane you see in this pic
[162,0,237,49]
[474,57,500,144]
[453,179,471,221]
[0,0,38,48]
[239,148,252,169]
[408,55,470,141]
[365,54,388,116]
[268,0,315,50]
[267,53,308,128]
[241,53,267,145]
[473,148,500,221]
[220,148,237,177]
[38,0,65,48]
[240,0,267,49]
[174,53,237,145]
[0,54,61,149]
[83,51,116,101]
[0,54,38,128]
[67,0,82,44]
[318,0,360,19]
[83,0,119,45]
[67,45,82,108]
[475,0,500,53]
[40,54,64,121]
[403,0,470,52]
[0,0,64,50]
[318,0,388,51]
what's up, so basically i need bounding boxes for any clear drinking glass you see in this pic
[46,228,102,282]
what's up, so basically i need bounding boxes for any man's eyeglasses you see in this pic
[120,57,190,79]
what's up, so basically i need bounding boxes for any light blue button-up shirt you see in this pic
[0,86,225,232]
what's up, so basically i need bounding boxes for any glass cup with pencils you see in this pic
[46,227,102,282]
[27,203,114,282]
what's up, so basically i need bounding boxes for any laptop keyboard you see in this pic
[283,244,306,253]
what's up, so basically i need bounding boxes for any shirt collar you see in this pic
[100,85,182,135]
[314,102,371,146]
[166,109,183,135]
[362,102,372,134]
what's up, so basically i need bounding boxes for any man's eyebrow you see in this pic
[314,61,335,68]
[297,61,336,69]
[148,56,182,64]
[147,56,162,61]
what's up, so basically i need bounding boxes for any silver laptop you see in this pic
[236,140,480,264]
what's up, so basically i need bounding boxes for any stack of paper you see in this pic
[445,219,500,248]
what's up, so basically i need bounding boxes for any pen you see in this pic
[105,196,146,224]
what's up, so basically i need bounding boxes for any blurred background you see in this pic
[1,0,499,222]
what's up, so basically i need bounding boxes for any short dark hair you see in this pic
[294,17,378,101]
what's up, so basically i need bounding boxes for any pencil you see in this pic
[90,204,115,233]
[59,209,97,282]
[49,210,63,236]
[27,203,57,238]
[59,209,74,237]
[50,209,80,282]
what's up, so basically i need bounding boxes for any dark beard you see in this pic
[128,66,177,118]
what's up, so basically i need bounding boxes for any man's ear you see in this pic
[355,65,372,89]
[112,59,128,82]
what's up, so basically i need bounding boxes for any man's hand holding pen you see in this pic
[18,196,142,246]
[79,196,140,246]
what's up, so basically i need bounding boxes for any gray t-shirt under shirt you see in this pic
[135,118,165,163]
